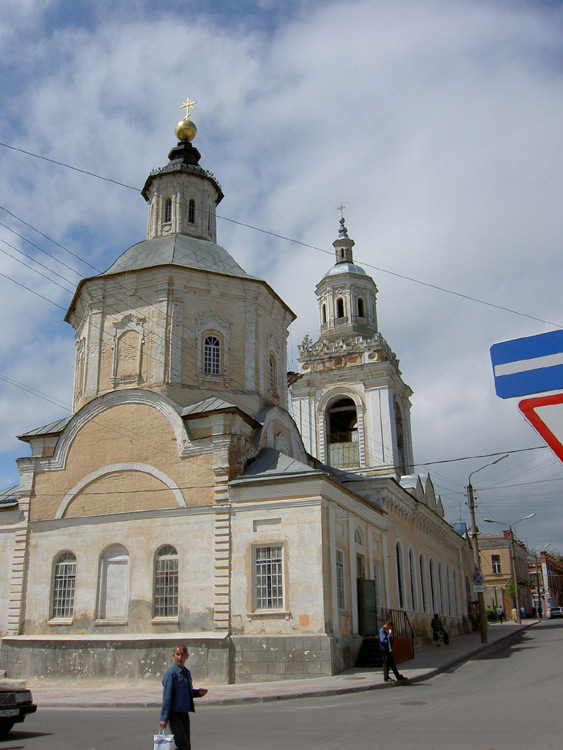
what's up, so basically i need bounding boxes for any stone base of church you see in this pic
[0,632,363,684]
[0,634,232,684]
[230,633,362,682]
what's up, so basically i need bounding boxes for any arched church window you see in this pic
[203,335,221,375]
[336,297,345,319]
[52,551,76,619]
[327,397,359,468]
[97,544,129,621]
[268,354,276,393]
[395,398,408,475]
[429,558,436,613]
[154,545,178,618]
[419,554,427,613]
[357,297,365,318]
[164,198,172,223]
[188,199,196,224]
[409,548,417,611]
[321,303,327,325]
[396,542,405,609]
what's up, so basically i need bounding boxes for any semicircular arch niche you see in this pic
[97,544,130,621]
[56,463,186,519]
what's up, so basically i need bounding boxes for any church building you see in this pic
[0,103,472,684]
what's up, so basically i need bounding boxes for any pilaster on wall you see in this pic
[212,504,231,631]
[6,474,32,636]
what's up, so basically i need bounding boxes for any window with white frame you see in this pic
[164,197,172,223]
[52,551,76,619]
[336,549,346,611]
[254,545,284,610]
[154,545,178,618]
[203,335,221,375]
[268,354,276,393]
[492,554,501,574]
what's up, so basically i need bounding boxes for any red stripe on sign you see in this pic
[518,393,563,463]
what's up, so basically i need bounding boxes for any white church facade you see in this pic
[0,105,473,684]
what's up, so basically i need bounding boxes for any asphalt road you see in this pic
[2,619,561,750]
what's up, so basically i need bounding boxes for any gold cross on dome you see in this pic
[180,97,197,119]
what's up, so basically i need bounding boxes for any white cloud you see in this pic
[1,0,563,549]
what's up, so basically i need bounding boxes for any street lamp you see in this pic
[466,454,509,643]
[483,513,536,624]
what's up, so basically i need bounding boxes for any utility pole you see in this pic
[467,482,488,643]
[508,528,521,624]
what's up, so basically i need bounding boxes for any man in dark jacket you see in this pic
[160,645,208,750]
[379,621,407,682]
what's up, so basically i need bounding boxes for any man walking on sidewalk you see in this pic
[379,621,407,683]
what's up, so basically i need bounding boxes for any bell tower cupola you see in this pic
[142,97,224,242]
[316,209,378,340]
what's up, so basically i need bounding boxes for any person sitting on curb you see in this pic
[379,621,407,682]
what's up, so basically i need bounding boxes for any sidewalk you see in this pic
[22,621,536,708]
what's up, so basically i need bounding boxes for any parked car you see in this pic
[0,686,37,735]
[549,606,563,619]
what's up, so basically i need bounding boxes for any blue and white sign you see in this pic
[491,330,563,399]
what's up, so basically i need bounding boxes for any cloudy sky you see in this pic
[1,0,562,553]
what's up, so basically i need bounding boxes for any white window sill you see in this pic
[94,619,128,626]
[247,610,291,621]
[151,617,179,625]
[48,618,73,626]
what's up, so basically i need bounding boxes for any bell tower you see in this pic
[291,211,414,477]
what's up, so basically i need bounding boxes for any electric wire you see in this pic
[1,140,561,329]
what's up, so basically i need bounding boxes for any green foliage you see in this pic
[300,333,313,352]
[486,609,499,622]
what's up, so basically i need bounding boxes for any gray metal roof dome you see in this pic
[101,233,252,278]
[322,260,367,279]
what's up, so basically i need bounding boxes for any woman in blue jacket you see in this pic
[160,645,208,749]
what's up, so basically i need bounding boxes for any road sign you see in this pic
[473,585,486,593]
[472,571,484,585]
[519,393,563,463]
[491,330,563,398]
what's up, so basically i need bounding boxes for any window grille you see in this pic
[52,552,76,619]
[154,545,178,617]
[203,335,221,375]
[254,545,283,609]
[164,198,172,223]
[336,549,346,610]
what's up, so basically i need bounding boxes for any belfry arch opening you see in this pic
[327,397,359,468]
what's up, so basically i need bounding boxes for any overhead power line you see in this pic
[1,139,562,329]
